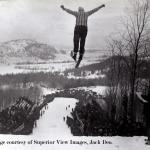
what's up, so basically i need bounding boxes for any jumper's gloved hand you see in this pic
[60,5,65,10]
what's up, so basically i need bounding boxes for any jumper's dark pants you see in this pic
[73,25,88,59]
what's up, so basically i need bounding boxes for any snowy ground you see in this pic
[0,51,103,75]
[41,86,108,96]
[0,53,149,149]
[41,87,59,96]
[33,97,77,137]
[0,64,26,75]
[0,60,98,74]
[67,70,106,79]
[0,97,149,150]
[0,62,74,74]
[77,86,108,96]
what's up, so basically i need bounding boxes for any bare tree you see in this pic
[108,0,150,122]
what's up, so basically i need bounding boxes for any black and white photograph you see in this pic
[0,0,150,149]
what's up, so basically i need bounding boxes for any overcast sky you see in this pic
[0,0,129,49]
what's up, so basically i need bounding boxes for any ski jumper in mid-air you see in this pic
[60,4,105,68]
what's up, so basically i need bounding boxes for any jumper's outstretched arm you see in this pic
[60,5,77,16]
[136,92,148,103]
[87,4,105,16]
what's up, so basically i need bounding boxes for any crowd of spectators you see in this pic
[0,89,147,136]
[0,97,39,134]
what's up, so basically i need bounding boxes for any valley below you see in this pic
[0,39,149,150]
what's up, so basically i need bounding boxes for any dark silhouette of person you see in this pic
[136,91,150,144]
[60,4,105,67]
[63,117,65,122]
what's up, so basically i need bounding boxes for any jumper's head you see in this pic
[78,7,84,12]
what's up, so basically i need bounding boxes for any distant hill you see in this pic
[0,39,58,64]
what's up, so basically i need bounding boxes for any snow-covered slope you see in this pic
[77,86,108,96]
[0,97,149,150]
[33,97,77,137]
[0,39,57,64]
[0,39,110,73]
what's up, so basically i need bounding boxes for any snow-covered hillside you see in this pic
[77,86,108,96]
[67,70,106,79]
[0,97,149,150]
[0,39,108,73]
[33,97,77,137]
[0,39,57,64]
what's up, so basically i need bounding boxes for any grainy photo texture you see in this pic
[0,0,150,150]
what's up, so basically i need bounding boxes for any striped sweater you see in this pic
[63,6,104,26]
